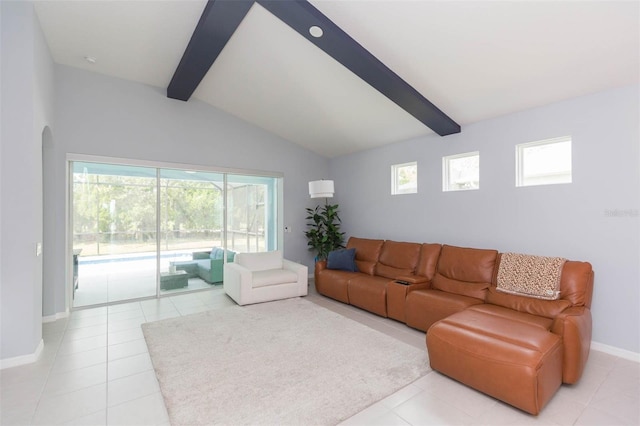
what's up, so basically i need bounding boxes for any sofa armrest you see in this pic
[396,275,430,284]
[193,251,211,260]
[406,282,432,294]
[315,260,327,272]
[314,260,327,281]
[223,262,252,305]
[283,259,309,296]
[283,259,307,275]
[551,306,592,384]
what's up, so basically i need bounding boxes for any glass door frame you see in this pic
[67,153,283,310]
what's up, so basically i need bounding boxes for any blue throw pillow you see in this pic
[327,248,357,272]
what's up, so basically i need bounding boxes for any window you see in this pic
[516,136,572,187]
[391,162,417,195]
[443,151,479,191]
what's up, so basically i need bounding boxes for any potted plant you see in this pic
[305,203,345,261]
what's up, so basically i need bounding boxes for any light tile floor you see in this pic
[1,284,638,425]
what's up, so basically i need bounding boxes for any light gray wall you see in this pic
[1,1,54,360]
[45,65,329,316]
[330,85,640,353]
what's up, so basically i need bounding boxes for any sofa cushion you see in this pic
[415,244,442,280]
[375,241,421,279]
[405,289,483,332]
[327,248,357,272]
[251,269,298,288]
[195,259,211,272]
[437,245,498,283]
[430,245,497,300]
[209,248,235,261]
[346,237,384,275]
[236,250,283,272]
[431,273,489,300]
[375,263,412,279]
[348,275,390,317]
[486,286,572,319]
[314,268,356,303]
[497,253,565,300]
[466,304,554,330]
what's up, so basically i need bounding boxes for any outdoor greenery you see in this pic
[305,203,345,261]
[73,174,230,255]
[74,175,222,238]
[71,164,278,258]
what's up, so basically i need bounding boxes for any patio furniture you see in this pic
[160,270,189,290]
[170,247,236,284]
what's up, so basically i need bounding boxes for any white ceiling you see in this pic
[34,1,639,158]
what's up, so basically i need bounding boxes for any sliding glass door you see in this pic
[159,169,224,293]
[72,163,158,307]
[70,159,281,308]
[226,174,278,254]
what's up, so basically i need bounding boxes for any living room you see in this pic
[1,0,638,425]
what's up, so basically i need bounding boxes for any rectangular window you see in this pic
[516,136,572,187]
[391,162,417,195]
[443,151,479,191]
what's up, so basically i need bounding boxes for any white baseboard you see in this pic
[42,310,69,323]
[0,339,44,370]
[591,340,640,362]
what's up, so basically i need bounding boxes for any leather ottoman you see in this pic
[426,308,563,415]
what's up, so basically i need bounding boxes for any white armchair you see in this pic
[223,250,308,306]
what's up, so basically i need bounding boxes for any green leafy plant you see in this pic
[305,203,345,261]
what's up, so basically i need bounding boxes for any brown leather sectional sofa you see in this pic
[314,237,594,415]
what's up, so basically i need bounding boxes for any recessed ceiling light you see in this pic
[309,26,323,38]
[84,56,97,64]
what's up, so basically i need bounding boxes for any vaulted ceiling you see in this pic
[34,1,639,158]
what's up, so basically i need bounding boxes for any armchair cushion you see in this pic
[252,269,299,288]
[236,250,283,271]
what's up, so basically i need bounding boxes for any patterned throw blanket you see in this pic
[497,253,566,300]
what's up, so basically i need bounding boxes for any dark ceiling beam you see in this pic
[168,0,460,136]
[167,0,254,101]
[257,0,460,136]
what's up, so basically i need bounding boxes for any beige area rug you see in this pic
[142,297,430,425]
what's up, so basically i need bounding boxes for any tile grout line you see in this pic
[30,317,72,425]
